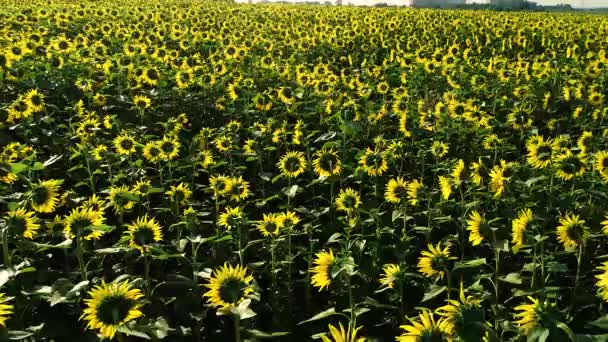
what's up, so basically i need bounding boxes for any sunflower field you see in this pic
[1,0,608,340]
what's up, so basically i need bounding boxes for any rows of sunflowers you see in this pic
[1,0,608,340]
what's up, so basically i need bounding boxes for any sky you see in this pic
[236,0,607,8]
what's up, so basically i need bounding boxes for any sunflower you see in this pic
[257,213,281,238]
[82,194,107,213]
[198,149,214,169]
[92,144,108,161]
[0,165,18,185]
[313,148,342,177]
[513,297,558,336]
[30,179,61,213]
[430,141,449,159]
[602,215,608,235]
[358,148,388,177]
[113,132,137,156]
[417,243,455,279]
[166,183,192,207]
[488,165,506,199]
[595,151,608,182]
[379,264,401,289]
[225,176,250,203]
[158,136,180,161]
[595,261,608,302]
[203,264,254,309]
[0,293,13,327]
[438,176,453,201]
[64,207,106,240]
[5,208,40,239]
[133,95,151,110]
[321,322,366,342]
[451,159,467,184]
[108,186,136,213]
[277,151,307,178]
[436,284,484,339]
[577,131,596,155]
[277,211,300,231]
[218,207,244,230]
[512,209,533,251]
[126,216,163,254]
[132,179,151,198]
[335,188,361,215]
[209,174,232,198]
[556,213,588,249]
[384,177,409,204]
[554,150,586,181]
[470,159,488,186]
[23,88,45,112]
[466,211,490,246]
[526,135,554,169]
[406,179,423,206]
[142,142,161,163]
[396,309,453,342]
[81,280,144,340]
[311,250,336,291]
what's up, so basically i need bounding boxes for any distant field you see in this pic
[1,0,608,341]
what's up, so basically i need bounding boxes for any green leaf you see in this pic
[298,307,342,325]
[247,329,290,339]
[499,272,522,285]
[283,184,299,198]
[422,285,446,302]
[31,162,45,171]
[590,315,608,329]
[453,258,486,271]
[43,154,62,167]
[10,163,28,174]
[556,322,575,341]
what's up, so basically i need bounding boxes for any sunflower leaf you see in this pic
[298,307,341,325]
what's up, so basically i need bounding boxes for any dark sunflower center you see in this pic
[72,217,94,236]
[15,101,29,112]
[560,157,581,174]
[148,146,160,156]
[8,216,27,235]
[146,69,159,80]
[367,153,382,167]
[136,100,147,108]
[218,278,246,305]
[134,226,155,246]
[137,184,149,194]
[536,145,552,159]
[96,295,133,325]
[601,157,608,169]
[567,223,584,242]
[343,195,357,209]
[431,255,448,271]
[393,185,408,199]
[173,190,185,203]
[120,139,133,150]
[419,329,445,342]
[30,95,42,106]
[284,157,302,172]
[12,47,22,55]
[161,142,174,154]
[32,186,50,205]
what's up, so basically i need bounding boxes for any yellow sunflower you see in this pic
[277,151,307,178]
[358,147,388,177]
[277,210,300,231]
[158,136,181,161]
[554,150,586,181]
[379,263,401,289]
[321,322,366,342]
[133,95,152,110]
[335,188,361,215]
[5,208,40,239]
[225,176,250,203]
[143,142,162,163]
[30,179,61,213]
[512,209,533,251]
[126,216,163,254]
[108,186,136,213]
[595,151,608,182]
[470,159,488,186]
[436,283,483,339]
[113,132,137,156]
[430,141,449,159]
[311,250,336,291]
[218,207,244,230]
[526,135,554,169]
[602,215,608,235]
[203,264,254,309]
[417,243,455,279]
[595,261,608,302]
[466,211,489,246]
[513,296,557,336]
[23,88,45,112]
[556,213,588,249]
[0,293,13,327]
[488,165,506,199]
[313,148,342,177]
[384,177,409,204]
[438,176,453,201]
[396,309,453,342]
[166,183,192,207]
[64,207,106,240]
[81,280,144,340]
[406,179,424,206]
[257,213,281,238]
[209,174,232,198]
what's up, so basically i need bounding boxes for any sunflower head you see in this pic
[554,150,586,181]
[313,148,342,178]
[6,208,40,239]
[430,141,449,159]
[466,210,491,246]
[81,280,144,340]
[113,132,137,156]
[277,210,300,232]
[277,151,307,178]
[321,322,366,342]
[436,283,485,340]
[108,185,137,213]
[406,179,424,206]
[210,174,232,198]
[556,213,588,250]
[335,188,361,215]
[385,177,409,204]
[595,261,608,303]
[159,136,181,161]
[0,293,13,327]
[512,209,533,252]
[218,207,244,230]
[417,243,455,279]
[358,147,388,177]
[310,250,337,291]
[30,179,61,213]
[257,213,281,238]
[127,215,163,254]
[396,309,453,341]
[166,183,192,207]
[513,296,561,337]
[225,176,250,203]
[379,263,401,289]
[203,264,254,310]
[64,207,106,240]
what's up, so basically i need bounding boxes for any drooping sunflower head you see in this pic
[321,322,366,342]
[277,151,307,178]
[466,211,491,246]
[406,179,424,206]
[30,179,61,214]
[379,263,401,289]
[5,208,40,239]
[127,215,163,254]
[488,165,506,199]
[82,194,107,213]
[225,176,250,203]
[113,132,137,156]
[554,150,586,181]
[595,151,608,182]
[436,283,484,340]
[358,147,388,177]
[81,280,144,340]
[0,293,13,327]
[335,187,361,215]
[556,213,588,250]
[218,206,244,230]
[311,249,336,291]
[417,242,455,279]
[451,159,467,184]
[257,213,281,238]
[313,148,342,178]
[577,131,596,155]
[0,164,18,185]
[512,208,533,252]
[396,309,453,342]
[209,174,232,198]
[166,183,192,207]
[198,149,214,169]
[470,159,488,186]
[203,264,254,309]
[438,176,453,201]
[595,261,608,303]
[526,135,554,169]
[108,185,136,213]
[64,207,105,240]
[385,177,409,204]
[513,296,560,336]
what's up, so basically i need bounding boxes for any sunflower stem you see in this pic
[234,315,241,342]
[76,237,87,281]
[531,244,537,289]
[2,230,11,268]
[573,244,583,300]
[399,279,405,319]
[446,269,452,301]
[347,274,355,332]
[144,253,151,297]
